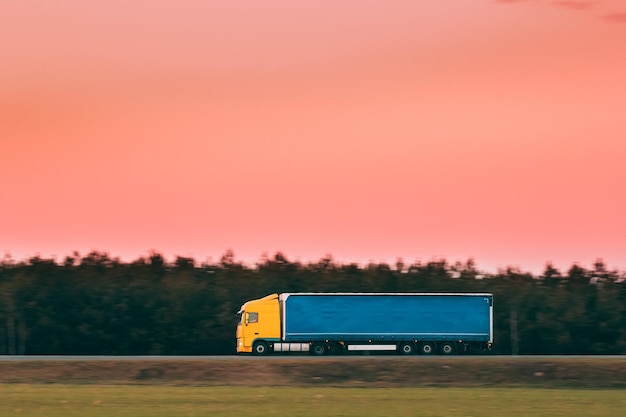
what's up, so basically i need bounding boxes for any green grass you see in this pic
[1,385,625,417]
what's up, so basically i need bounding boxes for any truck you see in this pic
[236,292,493,355]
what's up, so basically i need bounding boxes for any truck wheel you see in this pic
[398,342,415,355]
[253,341,269,356]
[310,342,328,356]
[439,342,456,355]
[419,342,436,355]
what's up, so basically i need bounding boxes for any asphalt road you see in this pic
[0,354,624,361]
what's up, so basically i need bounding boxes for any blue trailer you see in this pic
[237,292,493,355]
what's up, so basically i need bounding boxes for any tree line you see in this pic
[1,251,625,355]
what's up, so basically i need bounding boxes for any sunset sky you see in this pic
[2,0,625,274]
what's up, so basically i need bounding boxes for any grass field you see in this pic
[3,357,626,388]
[1,385,625,417]
[2,358,625,416]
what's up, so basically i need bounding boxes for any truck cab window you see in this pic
[247,312,258,323]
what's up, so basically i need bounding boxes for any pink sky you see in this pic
[1,0,625,274]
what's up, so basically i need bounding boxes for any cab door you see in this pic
[238,311,261,352]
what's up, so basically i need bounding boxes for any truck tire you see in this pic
[253,341,270,356]
[310,342,328,356]
[418,342,436,355]
[398,342,415,355]
[439,342,456,355]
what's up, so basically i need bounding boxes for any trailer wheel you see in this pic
[310,342,328,356]
[439,342,456,355]
[398,342,415,355]
[419,342,436,355]
[252,341,270,356]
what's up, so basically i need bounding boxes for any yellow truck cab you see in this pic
[236,293,281,354]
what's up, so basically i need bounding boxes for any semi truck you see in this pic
[236,292,493,355]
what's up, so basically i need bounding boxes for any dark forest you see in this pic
[1,251,625,355]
